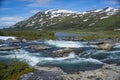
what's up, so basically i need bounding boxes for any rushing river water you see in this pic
[0,40,120,72]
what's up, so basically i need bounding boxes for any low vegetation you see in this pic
[63,30,120,40]
[0,30,55,40]
[0,59,34,80]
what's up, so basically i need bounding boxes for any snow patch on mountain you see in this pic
[93,9,102,12]
[100,16,109,20]
[89,23,95,26]
[114,29,120,31]
[83,19,88,22]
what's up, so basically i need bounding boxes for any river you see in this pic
[0,40,120,72]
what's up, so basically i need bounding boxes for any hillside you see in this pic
[4,7,120,31]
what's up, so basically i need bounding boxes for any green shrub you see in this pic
[0,30,4,36]
[0,60,33,80]
[3,31,55,40]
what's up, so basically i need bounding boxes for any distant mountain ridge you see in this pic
[6,7,120,31]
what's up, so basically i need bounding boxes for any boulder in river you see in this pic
[29,45,51,51]
[21,39,27,42]
[88,41,104,45]
[0,46,21,51]
[52,48,73,57]
[51,48,85,57]
[0,39,4,43]
[96,43,114,50]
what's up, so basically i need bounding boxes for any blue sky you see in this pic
[0,0,120,28]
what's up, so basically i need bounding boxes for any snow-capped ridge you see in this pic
[44,9,80,14]
[103,7,114,12]
[93,9,102,12]
[43,9,81,18]
[39,7,119,15]
[84,7,119,13]
[10,7,120,31]
[103,7,119,12]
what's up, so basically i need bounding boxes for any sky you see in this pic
[0,0,120,28]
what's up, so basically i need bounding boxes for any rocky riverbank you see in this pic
[20,64,120,80]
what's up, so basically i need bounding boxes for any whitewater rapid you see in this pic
[0,40,120,72]
[0,49,103,66]
[44,40,96,48]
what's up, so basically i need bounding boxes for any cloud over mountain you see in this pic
[0,16,25,28]
[104,0,120,5]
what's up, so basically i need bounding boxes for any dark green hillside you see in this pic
[92,12,120,30]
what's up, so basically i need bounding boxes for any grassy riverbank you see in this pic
[54,30,120,40]
[1,30,120,40]
[0,60,33,80]
[0,31,55,40]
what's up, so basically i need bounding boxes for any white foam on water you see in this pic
[0,36,16,40]
[78,58,103,64]
[0,43,9,47]
[38,57,103,64]
[0,50,103,66]
[39,52,77,61]
[44,40,89,48]
[34,52,103,64]
[94,50,120,54]
[114,43,120,48]
[0,49,40,66]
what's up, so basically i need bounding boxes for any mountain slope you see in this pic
[6,7,120,31]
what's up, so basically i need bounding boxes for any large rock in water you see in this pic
[0,46,21,51]
[52,48,73,57]
[51,48,86,57]
[29,45,50,51]
[96,43,114,50]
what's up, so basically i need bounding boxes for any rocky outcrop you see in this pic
[20,64,120,80]
[20,66,65,80]
[96,43,114,50]
[34,66,65,74]
[63,64,120,80]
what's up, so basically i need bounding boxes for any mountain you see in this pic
[5,7,120,31]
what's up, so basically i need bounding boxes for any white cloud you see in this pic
[21,0,52,7]
[104,0,119,5]
[29,10,40,14]
[21,0,51,4]
[0,16,24,21]
[0,16,25,28]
